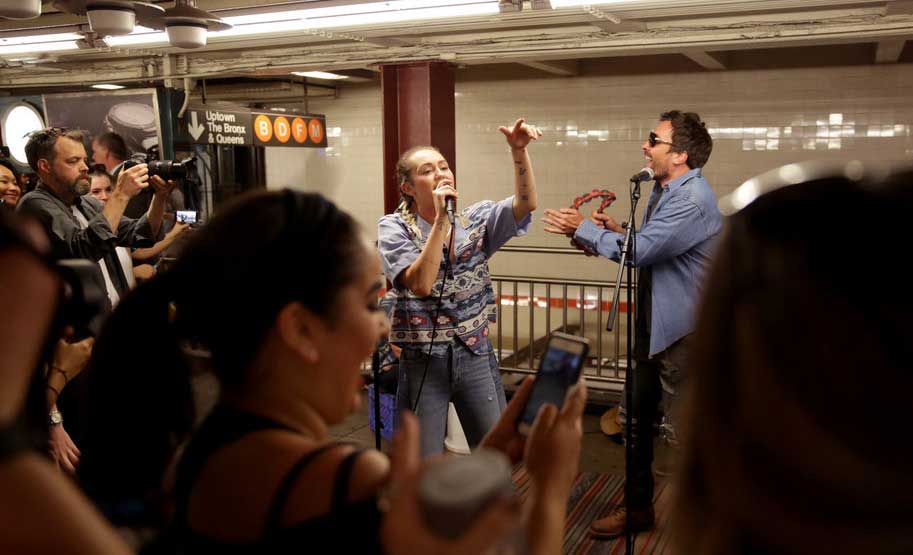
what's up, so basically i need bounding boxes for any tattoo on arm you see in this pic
[519,167,527,176]
[521,195,529,201]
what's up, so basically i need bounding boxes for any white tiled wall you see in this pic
[266,64,913,281]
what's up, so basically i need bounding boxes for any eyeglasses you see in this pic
[648,131,674,148]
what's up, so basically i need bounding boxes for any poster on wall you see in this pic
[43,89,163,156]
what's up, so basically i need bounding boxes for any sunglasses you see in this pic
[648,131,674,148]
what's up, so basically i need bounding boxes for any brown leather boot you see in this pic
[589,506,656,539]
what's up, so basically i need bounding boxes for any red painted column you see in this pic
[381,61,456,215]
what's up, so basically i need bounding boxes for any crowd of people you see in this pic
[1,114,910,555]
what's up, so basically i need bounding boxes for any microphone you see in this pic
[445,196,456,224]
[630,167,655,183]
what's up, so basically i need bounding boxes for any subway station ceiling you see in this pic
[1,0,912,103]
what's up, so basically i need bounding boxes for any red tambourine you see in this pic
[572,189,617,213]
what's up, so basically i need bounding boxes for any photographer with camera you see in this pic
[18,127,175,308]
[0,209,131,555]
[86,167,189,282]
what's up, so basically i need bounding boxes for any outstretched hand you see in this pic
[499,118,542,151]
[151,176,177,197]
[542,208,584,237]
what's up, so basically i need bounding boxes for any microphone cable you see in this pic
[411,222,456,416]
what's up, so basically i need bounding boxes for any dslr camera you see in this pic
[57,259,110,339]
[122,150,198,182]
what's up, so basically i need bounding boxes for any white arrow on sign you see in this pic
[188,111,205,140]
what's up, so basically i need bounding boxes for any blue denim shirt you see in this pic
[574,168,721,356]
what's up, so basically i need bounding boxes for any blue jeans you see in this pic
[396,341,506,457]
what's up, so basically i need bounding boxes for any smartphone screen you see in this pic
[518,332,589,434]
[176,210,197,224]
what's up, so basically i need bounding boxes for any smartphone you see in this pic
[176,210,197,224]
[517,332,589,435]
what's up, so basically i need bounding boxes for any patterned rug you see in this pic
[512,467,674,555]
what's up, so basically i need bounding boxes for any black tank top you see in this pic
[151,405,383,555]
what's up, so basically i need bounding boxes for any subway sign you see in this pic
[180,105,327,148]
[251,113,327,147]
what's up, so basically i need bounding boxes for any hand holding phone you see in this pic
[517,332,589,435]
[176,210,197,224]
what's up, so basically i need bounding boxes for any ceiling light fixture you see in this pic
[103,26,168,46]
[219,0,498,34]
[0,0,42,19]
[548,0,639,7]
[52,0,165,36]
[291,71,348,80]
[91,83,126,89]
[0,40,80,55]
[0,32,83,45]
[143,0,231,49]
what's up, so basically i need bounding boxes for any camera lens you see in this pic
[147,160,188,180]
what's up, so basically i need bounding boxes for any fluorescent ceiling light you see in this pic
[104,26,168,46]
[0,32,82,46]
[306,3,499,29]
[92,83,126,90]
[548,0,640,7]
[107,1,498,46]
[291,71,348,79]
[218,0,497,35]
[0,41,80,55]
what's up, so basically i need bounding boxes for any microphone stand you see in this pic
[606,176,642,555]
[372,346,382,450]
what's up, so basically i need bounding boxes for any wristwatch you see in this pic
[49,408,63,426]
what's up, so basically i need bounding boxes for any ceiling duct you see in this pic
[195,81,334,104]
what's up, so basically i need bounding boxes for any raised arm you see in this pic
[144,176,177,239]
[498,118,542,222]
[131,222,189,261]
[104,163,149,233]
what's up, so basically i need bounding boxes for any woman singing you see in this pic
[378,118,542,456]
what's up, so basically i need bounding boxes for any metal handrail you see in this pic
[490,274,635,387]
[499,245,586,255]
[490,274,632,289]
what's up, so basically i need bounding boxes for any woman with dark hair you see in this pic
[0,209,130,555]
[672,162,913,555]
[0,158,23,207]
[378,119,542,457]
[80,189,584,554]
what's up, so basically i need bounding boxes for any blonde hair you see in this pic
[394,145,439,241]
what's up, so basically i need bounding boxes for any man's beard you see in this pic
[71,176,90,196]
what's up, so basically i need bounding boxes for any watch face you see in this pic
[49,410,63,425]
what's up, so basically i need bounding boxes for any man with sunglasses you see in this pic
[542,111,722,538]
